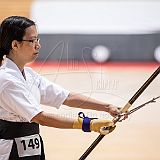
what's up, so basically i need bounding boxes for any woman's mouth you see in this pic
[34,52,39,55]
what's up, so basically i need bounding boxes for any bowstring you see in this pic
[118,96,160,122]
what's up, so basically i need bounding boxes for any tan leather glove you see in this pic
[73,112,116,135]
[90,119,116,135]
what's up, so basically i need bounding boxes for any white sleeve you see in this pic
[39,75,70,108]
[0,82,43,122]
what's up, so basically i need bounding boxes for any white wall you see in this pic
[31,1,160,34]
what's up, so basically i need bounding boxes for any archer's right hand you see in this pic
[73,112,116,135]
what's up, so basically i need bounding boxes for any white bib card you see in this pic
[15,134,41,157]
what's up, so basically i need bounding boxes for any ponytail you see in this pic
[0,25,2,65]
[0,48,5,66]
[0,47,6,59]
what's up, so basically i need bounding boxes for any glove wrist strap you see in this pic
[78,112,91,132]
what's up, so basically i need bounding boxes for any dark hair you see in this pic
[0,16,35,64]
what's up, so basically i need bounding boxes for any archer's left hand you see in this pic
[107,105,121,117]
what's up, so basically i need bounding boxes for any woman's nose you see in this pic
[35,43,41,50]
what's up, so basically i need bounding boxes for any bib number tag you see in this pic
[15,134,41,157]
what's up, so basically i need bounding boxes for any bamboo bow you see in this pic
[79,66,160,160]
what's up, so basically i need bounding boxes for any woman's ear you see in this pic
[11,40,21,51]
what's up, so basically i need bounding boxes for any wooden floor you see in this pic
[33,63,160,160]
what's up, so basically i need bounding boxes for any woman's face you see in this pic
[18,25,41,64]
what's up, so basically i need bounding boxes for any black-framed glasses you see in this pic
[21,38,40,44]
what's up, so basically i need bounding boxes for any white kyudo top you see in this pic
[0,58,69,160]
[0,58,70,122]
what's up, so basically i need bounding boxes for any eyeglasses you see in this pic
[21,38,40,44]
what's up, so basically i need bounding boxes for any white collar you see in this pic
[3,58,26,81]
